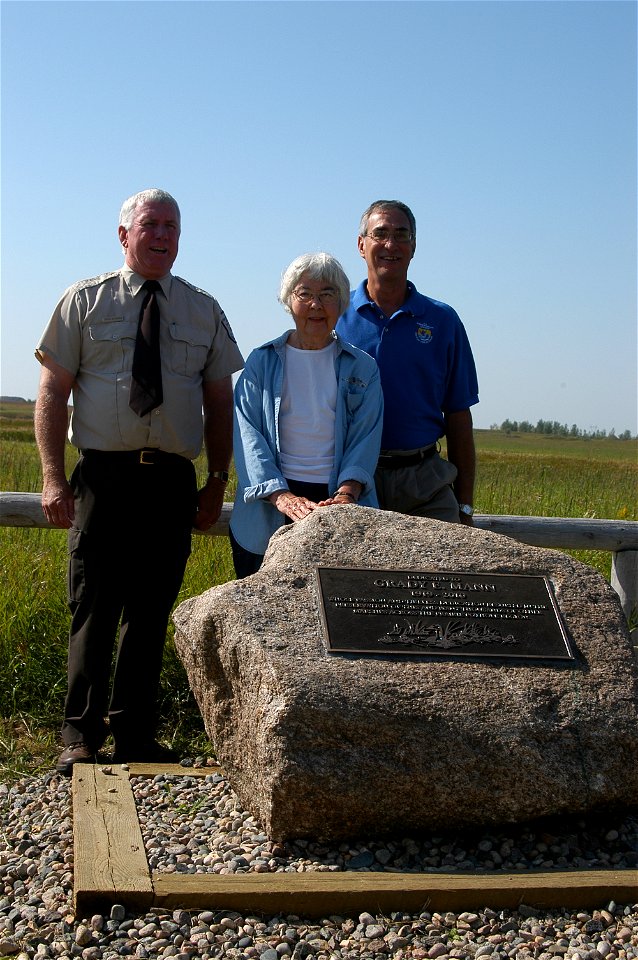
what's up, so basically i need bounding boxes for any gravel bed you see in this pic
[131,771,638,876]
[1,771,637,960]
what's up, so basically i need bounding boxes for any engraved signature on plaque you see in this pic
[380,618,517,650]
[316,567,574,661]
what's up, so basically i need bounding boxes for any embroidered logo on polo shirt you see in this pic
[415,323,433,344]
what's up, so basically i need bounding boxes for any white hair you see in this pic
[119,189,181,229]
[279,252,350,315]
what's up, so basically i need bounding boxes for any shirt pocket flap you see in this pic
[89,318,137,342]
[168,323,211,348]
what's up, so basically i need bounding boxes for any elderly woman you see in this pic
[230,252,383,578]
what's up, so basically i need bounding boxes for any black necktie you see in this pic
[129,280,163,417]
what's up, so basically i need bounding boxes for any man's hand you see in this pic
[41,476,75,529]
[197,377,234,531]
[194,477,226,531]
[35,357,75,528]
[445,408,476,527]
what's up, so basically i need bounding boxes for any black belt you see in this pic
[377,445,437,470]
[81,448,187,466]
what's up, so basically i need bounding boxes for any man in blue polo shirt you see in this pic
[336,200,478,524]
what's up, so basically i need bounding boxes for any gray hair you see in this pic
[119,189,181,229]
[358,200,416,240]
[279,253,351,315]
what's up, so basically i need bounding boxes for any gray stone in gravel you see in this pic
[348,851,375,869]
[291,943,313,960]
[173,507,638,841]
[73,927,92,946]
[429,946,450,959]
[0,940,20,957]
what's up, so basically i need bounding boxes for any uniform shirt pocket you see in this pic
[88,317,137,372]
[168,323,211,376]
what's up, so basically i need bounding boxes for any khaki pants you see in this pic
[374,449,460,521]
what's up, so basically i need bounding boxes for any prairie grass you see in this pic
[1,405,636,780]
[473,448,636,581]
[471,428,638,462]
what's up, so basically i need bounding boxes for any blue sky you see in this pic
[1,0,636,434]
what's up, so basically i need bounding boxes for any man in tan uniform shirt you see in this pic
[34,188,244,775]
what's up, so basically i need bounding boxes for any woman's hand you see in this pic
[269,490,319,521]
[318,481,362,508]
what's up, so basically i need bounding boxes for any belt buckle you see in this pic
[139,449,155,465]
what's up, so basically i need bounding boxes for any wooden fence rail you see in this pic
[1,491,636,627]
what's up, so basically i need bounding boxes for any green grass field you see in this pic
[1,403,636,780]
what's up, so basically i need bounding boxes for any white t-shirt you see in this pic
[279,341,337,482]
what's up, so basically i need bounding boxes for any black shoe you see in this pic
[111,740,180,764]
[56,741,96,776]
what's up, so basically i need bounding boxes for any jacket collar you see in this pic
[263,329,354,357]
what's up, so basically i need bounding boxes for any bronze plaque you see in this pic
[316,567,574,660]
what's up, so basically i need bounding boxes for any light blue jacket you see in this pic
[230,330,384,555]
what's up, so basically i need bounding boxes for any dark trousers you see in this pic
[62,450,197,750]
[231,478,330,579]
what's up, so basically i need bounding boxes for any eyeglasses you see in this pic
[293,288,338,304]
[365,228,414,244]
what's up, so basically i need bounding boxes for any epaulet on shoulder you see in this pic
[71,271,121,292]
[174,276,214,299]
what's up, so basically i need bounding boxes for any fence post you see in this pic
[611,549,638,639]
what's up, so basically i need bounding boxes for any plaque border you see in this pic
[315,566,575,662]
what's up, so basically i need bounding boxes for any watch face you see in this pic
[459,504,474,516]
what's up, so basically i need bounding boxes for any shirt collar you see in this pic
[121,265,172,299]
[353,279,418,317]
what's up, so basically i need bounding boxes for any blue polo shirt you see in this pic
[336,281,479,450]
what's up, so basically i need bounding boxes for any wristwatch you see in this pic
[208,470,229,483]
[458,503,474,517]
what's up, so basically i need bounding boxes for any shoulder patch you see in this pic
[219,307,238,344]
[174,275,214,299]
[71,270,121,292]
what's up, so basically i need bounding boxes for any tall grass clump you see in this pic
[0,525,71,779]
[472,443,637,580]
[0,527,69,715]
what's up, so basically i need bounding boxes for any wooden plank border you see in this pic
[151,869,638,916]
[73,763,154,914]
[73,764,638,917]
